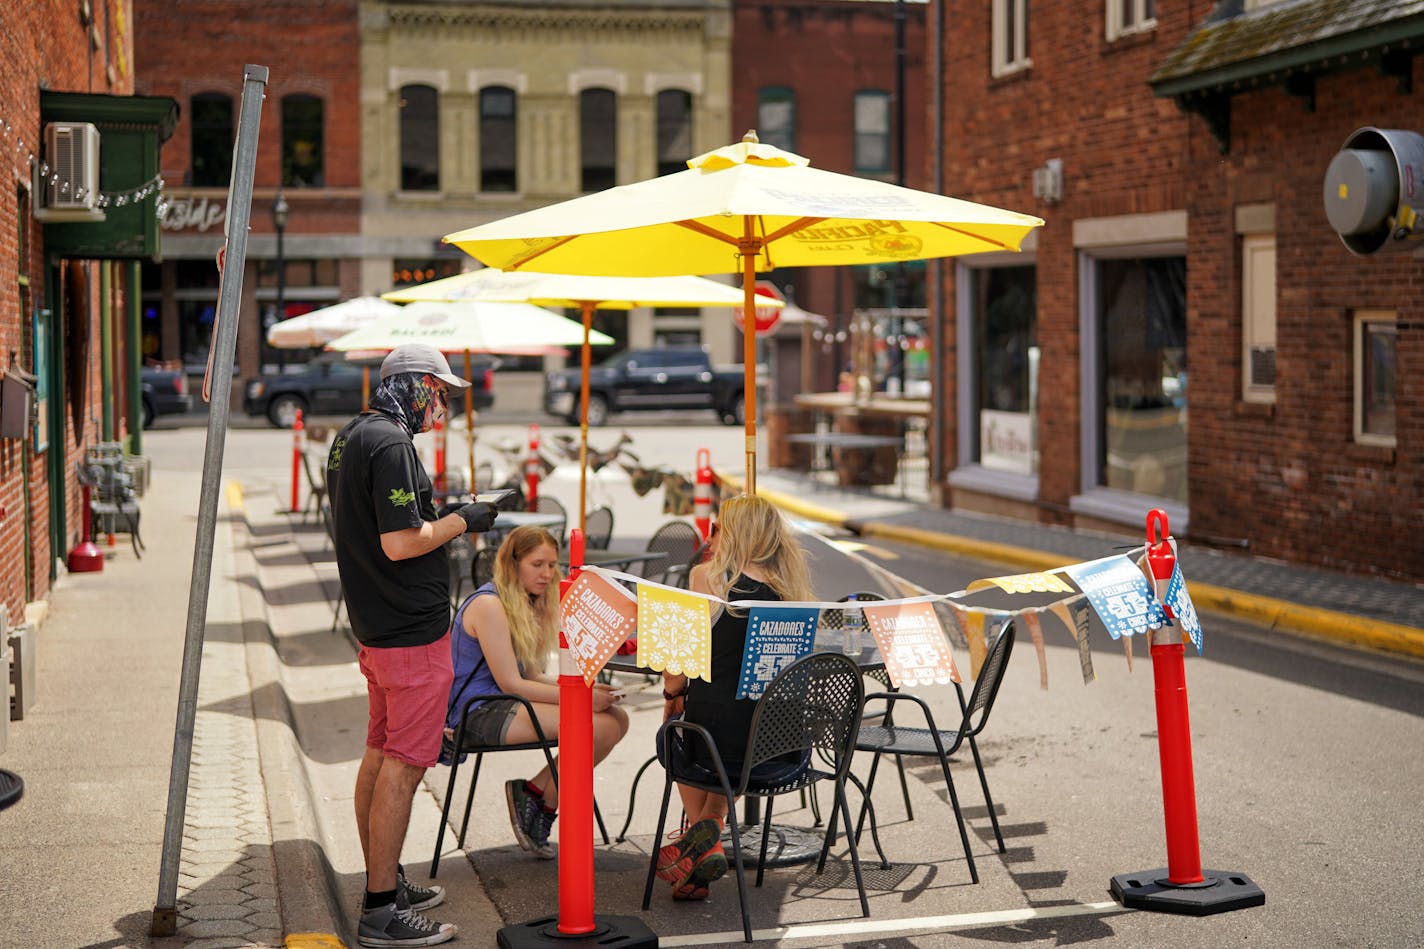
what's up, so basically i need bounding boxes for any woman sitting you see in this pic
[655,495,813,900]
[444,525,629,859]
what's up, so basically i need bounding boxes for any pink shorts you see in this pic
[359,634,455,769]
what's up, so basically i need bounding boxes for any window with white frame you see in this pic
[1241,233,1276,403]
[1354,310,1397,446]
[992,0,1031,77]
[1106,0,1156,42]
[854,90,890,173]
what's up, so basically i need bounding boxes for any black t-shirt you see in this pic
[327,412,451,648]
[683,574,778,768]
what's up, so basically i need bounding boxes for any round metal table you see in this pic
[0,769,23,811]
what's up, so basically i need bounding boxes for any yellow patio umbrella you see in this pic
[444,131,1043,492]
[383,269,782,527]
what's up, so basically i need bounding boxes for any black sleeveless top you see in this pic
[683,573,778,768]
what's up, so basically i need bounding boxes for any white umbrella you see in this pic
[323,300,614,354]
[265,296,403,348]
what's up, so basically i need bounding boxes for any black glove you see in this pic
[445,501,497,534]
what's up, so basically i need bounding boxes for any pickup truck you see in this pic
[543,347,745,426]
[140,366,193,428]
[244,353,495,428]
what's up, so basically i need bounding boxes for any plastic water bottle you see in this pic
[842,596,864,658]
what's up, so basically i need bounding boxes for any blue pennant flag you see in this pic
[736,606,820,700]
[1164,564,1203,653]
[1061,555,1167,639]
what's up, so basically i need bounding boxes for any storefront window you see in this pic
[1098,256,1187,501]
[973,266,1037,474]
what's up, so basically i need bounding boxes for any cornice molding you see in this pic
[385,4,708,35]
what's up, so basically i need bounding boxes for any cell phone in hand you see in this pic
[474,489,518,509]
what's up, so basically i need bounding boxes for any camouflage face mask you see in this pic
[369,372,444,436]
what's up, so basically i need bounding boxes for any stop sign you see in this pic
[732,281,783,335]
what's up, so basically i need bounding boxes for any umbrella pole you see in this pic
[464,349,475,490]
[578,301,594,533]
[740,221,761,494]
[362,366,370,410]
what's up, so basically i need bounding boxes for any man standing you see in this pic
[327,343,497,947]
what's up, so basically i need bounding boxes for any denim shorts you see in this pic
[455,698,520,748]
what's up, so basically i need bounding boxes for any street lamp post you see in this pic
[272,191,289,368]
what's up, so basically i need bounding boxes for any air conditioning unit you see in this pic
[34,122,105,222]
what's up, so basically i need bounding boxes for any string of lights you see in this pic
[1,116,168,213]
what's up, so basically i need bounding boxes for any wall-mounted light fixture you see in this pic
[1032,158,1063,204]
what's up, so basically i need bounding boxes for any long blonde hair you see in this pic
[492,526,562,672]
[704,495,812,607]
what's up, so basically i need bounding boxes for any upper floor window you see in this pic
[992,0,1031,78]
[399,84,440,191]
[190,92,233,187]
[854,90,890,174]
[1355,311,1397,446]
[480,86,518,192]
[757,87,796,152]
[1107,0,1156,41]
[1240,233,1276,404]
[281,94,324,187]
[580,88,617,193]
[655,89,693,177]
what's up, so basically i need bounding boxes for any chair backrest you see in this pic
[583,506,614,548]
[643,520,702,583]
[472,546,498,588]
[958,621,1016,739]
[741,652,863,792]
[301,447,327,493]
[534,495,568,542]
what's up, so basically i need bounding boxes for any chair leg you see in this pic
[842,771,889,868]
[815,782,841,875]
[894,754,914,821]
[724,797,753,943]
[616,754,659,842]
[936,752,978,884]
[854,750,885,845]
[544,746,610,845]
[457,754,484,848]
[754,796,774,888]
[431,756,462,878]
[837,782,871,918]
[641,775,676,910]
[969,737,1006,853]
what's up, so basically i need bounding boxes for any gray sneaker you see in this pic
[358,890,456,948]
[398,865,444,912]
[505,779,557,860]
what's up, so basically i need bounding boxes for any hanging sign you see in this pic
[864,600,960,688]
[1061,555,1166,639]
[1163,564,1204,653]
[1049,596,1097,685]
[636,584,713,680]
[560,571,638,686]
[735,606,820,700]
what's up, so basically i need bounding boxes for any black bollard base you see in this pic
[1110,868,1264,916]
[497,914,657,949]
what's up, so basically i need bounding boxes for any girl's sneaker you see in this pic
[656,817,723,888]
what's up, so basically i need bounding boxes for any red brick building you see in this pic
[1,2,175,622]
[732,0,928,396]
[133,0,364,394]
[933,0,1421,580]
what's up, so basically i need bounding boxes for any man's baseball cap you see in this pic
[379,343,471,389]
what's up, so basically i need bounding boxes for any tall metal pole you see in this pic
[892,0,908,392]
[151,64,267,937]
[273,191,289,369]
[931,0,946,489]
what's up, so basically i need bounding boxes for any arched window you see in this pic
[282,94,324,187]
[655,89,692,177]
[853,90,890,173]
[757,87,795,153]
[190,92,234,187]
[399,84,440,191]
[580,88,617,193]
[480,86,517,192]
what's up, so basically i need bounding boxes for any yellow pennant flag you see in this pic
[636,584,713,681]
[963,610,987,678]
[968,571,1075,595]
[1021,611,1049,690]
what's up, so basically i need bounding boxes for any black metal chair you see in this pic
[431,691,610,877]
[534,495,567,545]
[319,502,346,631]
[643,520,701,586]
[470,546,498,589]
[641,652,869,943]
[583,506,614,549]
[852,622,1017,884]
[299,447,327,525]
[446,535,474,605]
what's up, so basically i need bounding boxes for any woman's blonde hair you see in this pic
[492,526,562,672]
[704,494,812,607]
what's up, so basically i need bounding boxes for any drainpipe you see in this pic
[100,261,113,442]
[128,260,142,455]
[930,0,946,497]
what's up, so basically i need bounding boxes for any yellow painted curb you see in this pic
[286,934,346,949]
[227,480,245,512]
[731,480,1424,660]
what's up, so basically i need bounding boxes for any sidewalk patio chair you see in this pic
[431,691,609,877]
[583,506,614,549]
[470,546,498,589]
[643,520,701,586]
[641,652,868,942]
[319,503,345,631]
[534,495,567,545]
[447,535,474,605]
[299,448,327,525]
[852,622,1016,884]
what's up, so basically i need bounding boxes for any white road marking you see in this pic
[655,900,1129,946]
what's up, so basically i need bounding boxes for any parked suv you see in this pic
[243,353,495,428]
[543,347,744,426]
[140,366,193,428]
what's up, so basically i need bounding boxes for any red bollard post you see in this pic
[434,416,446,495]
[290,409,304,514]
[496,527,656,949]
[525,423,541,512]
[693,448,713,542]
[67,483,104,573]
[1109,509,1264,916]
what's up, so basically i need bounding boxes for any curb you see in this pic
[723,474,1424,660]
[227,481,351,949]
